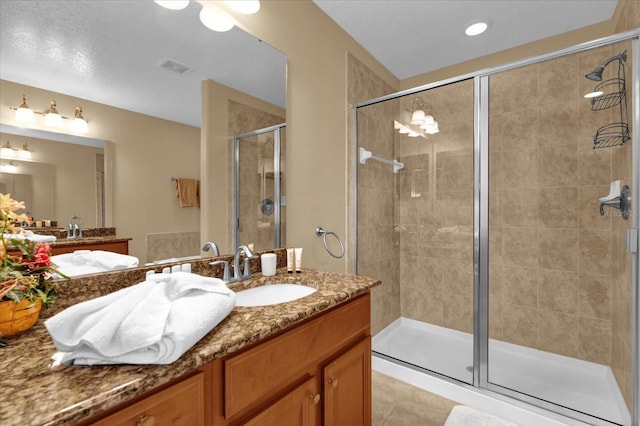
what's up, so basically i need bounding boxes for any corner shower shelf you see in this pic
[588,52,629,150]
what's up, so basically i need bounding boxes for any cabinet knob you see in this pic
[137,415,156,426]
[329,377,338,389]
[310,393,321,404]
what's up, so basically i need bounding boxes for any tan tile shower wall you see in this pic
[348,54,399,335]
[488,43,633,408]
[395,81,475,333]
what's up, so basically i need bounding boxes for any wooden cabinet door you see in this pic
[244,377,320,426]
[91,373,205,426]
[323,338,371,426]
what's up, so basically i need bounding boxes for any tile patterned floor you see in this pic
[372,371,458,426]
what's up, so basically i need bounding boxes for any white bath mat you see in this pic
[444,405,520,426]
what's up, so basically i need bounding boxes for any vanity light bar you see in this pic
[10,95,89,134]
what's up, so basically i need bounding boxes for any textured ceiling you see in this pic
[313,0,618,79]
[0,0,287,128]
[1,1,619,127]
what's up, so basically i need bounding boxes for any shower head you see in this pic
[584,50,627,81]
[585,65,605,81]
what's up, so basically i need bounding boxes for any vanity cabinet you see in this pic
[90,372,205,426]
[49,239,130,255]
[216,293,371,425]
[82,293,371,426]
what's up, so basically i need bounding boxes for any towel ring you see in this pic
[315,226,345,259]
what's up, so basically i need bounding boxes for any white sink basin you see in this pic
[235,284,316,307]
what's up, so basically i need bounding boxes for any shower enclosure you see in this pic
[234,123,286,251]
[355,31,639,425]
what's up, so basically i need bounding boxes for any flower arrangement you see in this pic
[0,193,65,316]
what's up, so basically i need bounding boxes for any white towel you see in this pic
[4,230,57,243]
[45,272,235,365]
[52,250,139,276]
[444,405,520,426]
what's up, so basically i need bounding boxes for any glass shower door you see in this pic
[484,40,634,425]
[361,79,476,385]
[234,124,286,251]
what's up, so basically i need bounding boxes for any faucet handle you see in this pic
[209,260,230,282]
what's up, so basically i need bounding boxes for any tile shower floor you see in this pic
[372,317,630,425]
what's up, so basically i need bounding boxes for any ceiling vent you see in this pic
[158,58,193,75]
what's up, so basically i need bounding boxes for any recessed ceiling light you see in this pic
[465,21,488,36]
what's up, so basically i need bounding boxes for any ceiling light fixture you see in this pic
[465,21,488,36]
[0,141,16,158]
[153,0,190,10]
[71,107,89,133]
[15,95,35,123]
[199,5,235,32]
[225,0,260,15]
[10,95,90,132]
[44,101,64,128]
[408,98,439,135]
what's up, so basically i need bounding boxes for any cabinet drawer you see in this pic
[91,372,205,426]
[224,294,370,419]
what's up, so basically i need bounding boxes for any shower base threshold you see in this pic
[372,317,630,426]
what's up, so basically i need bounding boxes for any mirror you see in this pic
[0,1,286,272]
[0,124,106,228]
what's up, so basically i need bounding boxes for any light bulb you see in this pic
[200,6,235,32]
[15,95,35,123]
[465,22,488,36]
[44,101,63,128]
[71,107,89,133]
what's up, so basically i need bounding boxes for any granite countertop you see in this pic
[0,268,380,426]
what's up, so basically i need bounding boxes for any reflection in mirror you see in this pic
[0,124,106,229]
[0,1,286,274]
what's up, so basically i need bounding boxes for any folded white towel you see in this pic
[45,272,235,365]
[4,230,57,243]
[51,250,139,276]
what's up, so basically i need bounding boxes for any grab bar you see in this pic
[359,147,404,173]
[315,226,345,259]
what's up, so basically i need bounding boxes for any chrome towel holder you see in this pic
[315,226,345,259]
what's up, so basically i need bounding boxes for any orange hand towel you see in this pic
[175,178,199,208]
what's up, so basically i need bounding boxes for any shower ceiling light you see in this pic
[465,21,488,36]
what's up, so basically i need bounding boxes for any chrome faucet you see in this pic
[202,241,220,256]
[230,245,258,283]
[67,214,83,239]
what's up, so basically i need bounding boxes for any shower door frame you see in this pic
[354,28,640,426]
[233,123,285,251]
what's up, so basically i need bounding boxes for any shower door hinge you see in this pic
[626,228,639,253]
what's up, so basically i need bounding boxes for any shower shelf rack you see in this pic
[588,53,630,149]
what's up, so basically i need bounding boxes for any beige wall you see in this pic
[203,0,397,272]
[0,79,201,263]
